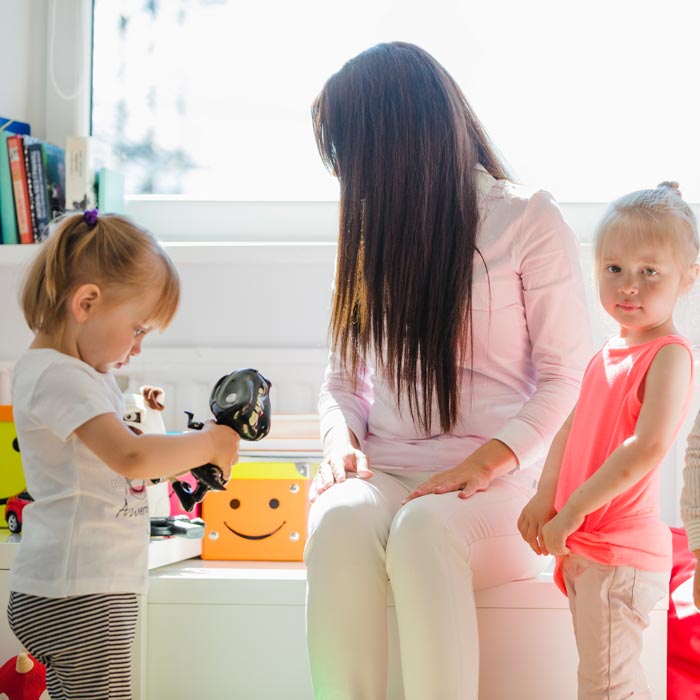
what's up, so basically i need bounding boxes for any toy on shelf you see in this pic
[168,474,201,518]
[150,515,205,539]
[202,461,312,562]
[0,652,48,700]
[0,406,26,504]
[4,491,33,534]
[122,392,170,517]
[171,368,272,512]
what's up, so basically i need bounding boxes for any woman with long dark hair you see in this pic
[306,42,592,699]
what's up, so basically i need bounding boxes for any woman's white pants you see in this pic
[304,468,546,700]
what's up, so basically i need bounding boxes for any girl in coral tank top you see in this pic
[518,181,699,700]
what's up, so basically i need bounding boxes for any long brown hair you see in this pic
[313,42,509,434]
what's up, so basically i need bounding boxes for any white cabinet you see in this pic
[143,559,668,700]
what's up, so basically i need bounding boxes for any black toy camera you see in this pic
[171,368,272,512]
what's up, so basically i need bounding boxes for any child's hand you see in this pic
[694,560,700,610]
[203,420,240,482]
[140,385,165,411]
[540,507,584,557]
[517,493,557,555]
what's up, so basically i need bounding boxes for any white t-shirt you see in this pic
[10,349,150,597]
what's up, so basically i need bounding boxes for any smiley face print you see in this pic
[202,462,311,562]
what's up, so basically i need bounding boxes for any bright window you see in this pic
[92,0,700,203]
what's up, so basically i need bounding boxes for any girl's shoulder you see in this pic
[14,348,91,381]
[13,349,118,403]
[604,334,691,355]
[603,334,693,381]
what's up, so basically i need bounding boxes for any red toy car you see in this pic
[4,491,32,534]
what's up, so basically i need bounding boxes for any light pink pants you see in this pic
[561,553,669,700]
[304,467,545,700]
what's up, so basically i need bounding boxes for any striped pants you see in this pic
[8,591,139,700]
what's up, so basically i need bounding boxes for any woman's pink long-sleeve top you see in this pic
[319,175,593,483]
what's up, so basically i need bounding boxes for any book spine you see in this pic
[42,143,66,224]
[66,136,97,211]
[22,138,38,242]
[0,134,20,245]
[27,142,50,241]
[6,135,33,244]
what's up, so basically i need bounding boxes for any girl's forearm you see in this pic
[537,422,571,498]
[112,431,222,480]
[560,437,666,519]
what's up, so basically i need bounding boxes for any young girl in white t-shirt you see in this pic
[7,210,239,700]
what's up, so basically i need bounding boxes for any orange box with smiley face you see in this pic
[201,462,311,561]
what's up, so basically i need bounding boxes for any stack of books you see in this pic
[0,117,124,245]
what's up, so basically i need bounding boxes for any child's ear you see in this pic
[70,283,102,322]
[688,263,700,288]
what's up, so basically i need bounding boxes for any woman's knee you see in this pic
[305,489,391,567]
[386,497,462,571]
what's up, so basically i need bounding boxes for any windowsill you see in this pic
[0,241,338,266]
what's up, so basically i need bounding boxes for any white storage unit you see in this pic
[0,530,670,700]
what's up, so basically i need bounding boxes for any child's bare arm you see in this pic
[518,407,575,554]
[75,412,240,481]
[543,343,691,554]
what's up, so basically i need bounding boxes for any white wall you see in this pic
[0,244,336,359]
[1,0,48,136]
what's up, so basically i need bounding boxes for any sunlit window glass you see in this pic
[92,0,700,202]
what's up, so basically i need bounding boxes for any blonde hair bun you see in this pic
[658,180,682,196]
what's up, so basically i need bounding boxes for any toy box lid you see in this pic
[231,461,311,480]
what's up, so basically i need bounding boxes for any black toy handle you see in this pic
[170,369,272,512]
[184,410,231,487]
[171,412,230,512]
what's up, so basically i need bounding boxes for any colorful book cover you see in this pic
[0,132,20,244]
[6,134,34,244]
[42,142,66,232]
[0,117,30,136]
[24,136,51,243]
[23,137,41,242]
[0,119,30,244]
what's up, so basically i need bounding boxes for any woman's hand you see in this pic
[310,446,373,503]
[402,460,492,504]
[402,439,518,504]
[140,385,165,411]
[539,506,584,557]
[517,493,557,555]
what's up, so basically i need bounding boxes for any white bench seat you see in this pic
[143,558,667,700]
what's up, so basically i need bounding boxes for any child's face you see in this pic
[597,234,688,342]
[74,287,161,374]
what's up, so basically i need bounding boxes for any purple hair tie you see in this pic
[84,209,99,227]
